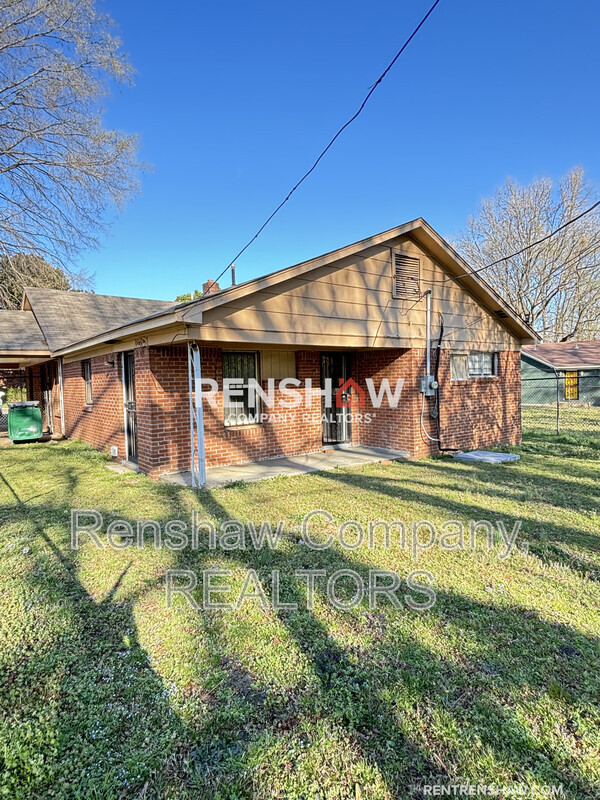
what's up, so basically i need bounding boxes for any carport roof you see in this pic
[22,287,175,352]
[0,310,49,353]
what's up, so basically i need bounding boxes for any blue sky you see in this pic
[85,0,600,300]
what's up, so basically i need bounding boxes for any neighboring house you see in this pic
[0,219,537,482]
[522,341,600,406]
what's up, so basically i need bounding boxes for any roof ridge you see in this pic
[23,286,174,304]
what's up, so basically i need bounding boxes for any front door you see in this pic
[321,352,352,445]
[123,351,138,463]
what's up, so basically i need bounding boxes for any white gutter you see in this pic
[187,342,206,488]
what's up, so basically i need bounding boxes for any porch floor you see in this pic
[160,445,408,489]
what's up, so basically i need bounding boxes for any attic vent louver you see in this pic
[494,309,509,319]
[393,252,420,298]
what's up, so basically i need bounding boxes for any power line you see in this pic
[202,0,443,295]
[456,200,600,281]
[423,198,600,289]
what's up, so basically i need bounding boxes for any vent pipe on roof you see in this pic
[231,263,236,286]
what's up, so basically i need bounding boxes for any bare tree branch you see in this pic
[0,0,141,274]
[455,168,600,342]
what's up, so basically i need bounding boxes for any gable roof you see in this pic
[23,288,175,352]
[0,310,49,353]
[523,341,600,370]
[52,218,539,356]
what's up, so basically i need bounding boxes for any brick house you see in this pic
[0,219,538,483]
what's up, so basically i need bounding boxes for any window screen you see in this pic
[222,352,259,426]
[468,352,498,378]
[450,354,468,381]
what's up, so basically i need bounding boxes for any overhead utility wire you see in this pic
[201,0,443,296]
[451,200,600,282]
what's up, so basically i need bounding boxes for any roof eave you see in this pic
[522,350,600,371]
[48,218,538,353]
[51,310,183,357]
[186,217,538,343]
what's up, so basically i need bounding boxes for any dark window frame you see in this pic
[83,359,93,405]
[565,371,579,401]
[222,351,260,427]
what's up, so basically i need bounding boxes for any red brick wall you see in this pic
[351,348,521,458]
[353,348,416,454]
[59,345,522,477]
[62,353,124,456]
[137,346,323,476]
[202,348,322,470]
[431,349,522,454]
[135,346,191,476]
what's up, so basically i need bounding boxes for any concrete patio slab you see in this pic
[160,445,408,489]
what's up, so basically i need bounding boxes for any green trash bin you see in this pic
[8,401,43,443]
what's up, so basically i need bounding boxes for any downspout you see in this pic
[433,316,460,452]
[426,289,432,377]
[187,342,206,488]
[419,290,442,445]
[57,357,65,438]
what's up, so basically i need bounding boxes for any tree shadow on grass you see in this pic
[181,485,600,799]
[0,470,191,800]
[315,461,600,578]
[1,461,600,799]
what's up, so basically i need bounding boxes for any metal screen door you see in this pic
[123,351,138,463]
[321,352,352,444]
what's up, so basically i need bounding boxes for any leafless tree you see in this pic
[0,0,140,271]
[455,168,600,342]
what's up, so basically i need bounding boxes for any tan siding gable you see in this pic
[194,235,519,351]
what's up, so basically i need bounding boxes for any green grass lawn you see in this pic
[0,435,599,799]
[522,403,600,442]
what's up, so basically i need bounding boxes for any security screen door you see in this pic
[123,351,138,463]
[320,352,352,444]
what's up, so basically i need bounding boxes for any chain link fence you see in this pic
[522,373,600,438]
[0,370,28,433]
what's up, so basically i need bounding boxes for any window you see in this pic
[565,371,579,400]
[450,354,468,381]
[83,360,93,404]
[469,352,498,378]
[392,251,420,298]
[222,352,259,426]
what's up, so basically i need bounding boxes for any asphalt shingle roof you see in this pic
[0,310,48,352]
[24,288,176,352]
[523,341,600,369]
